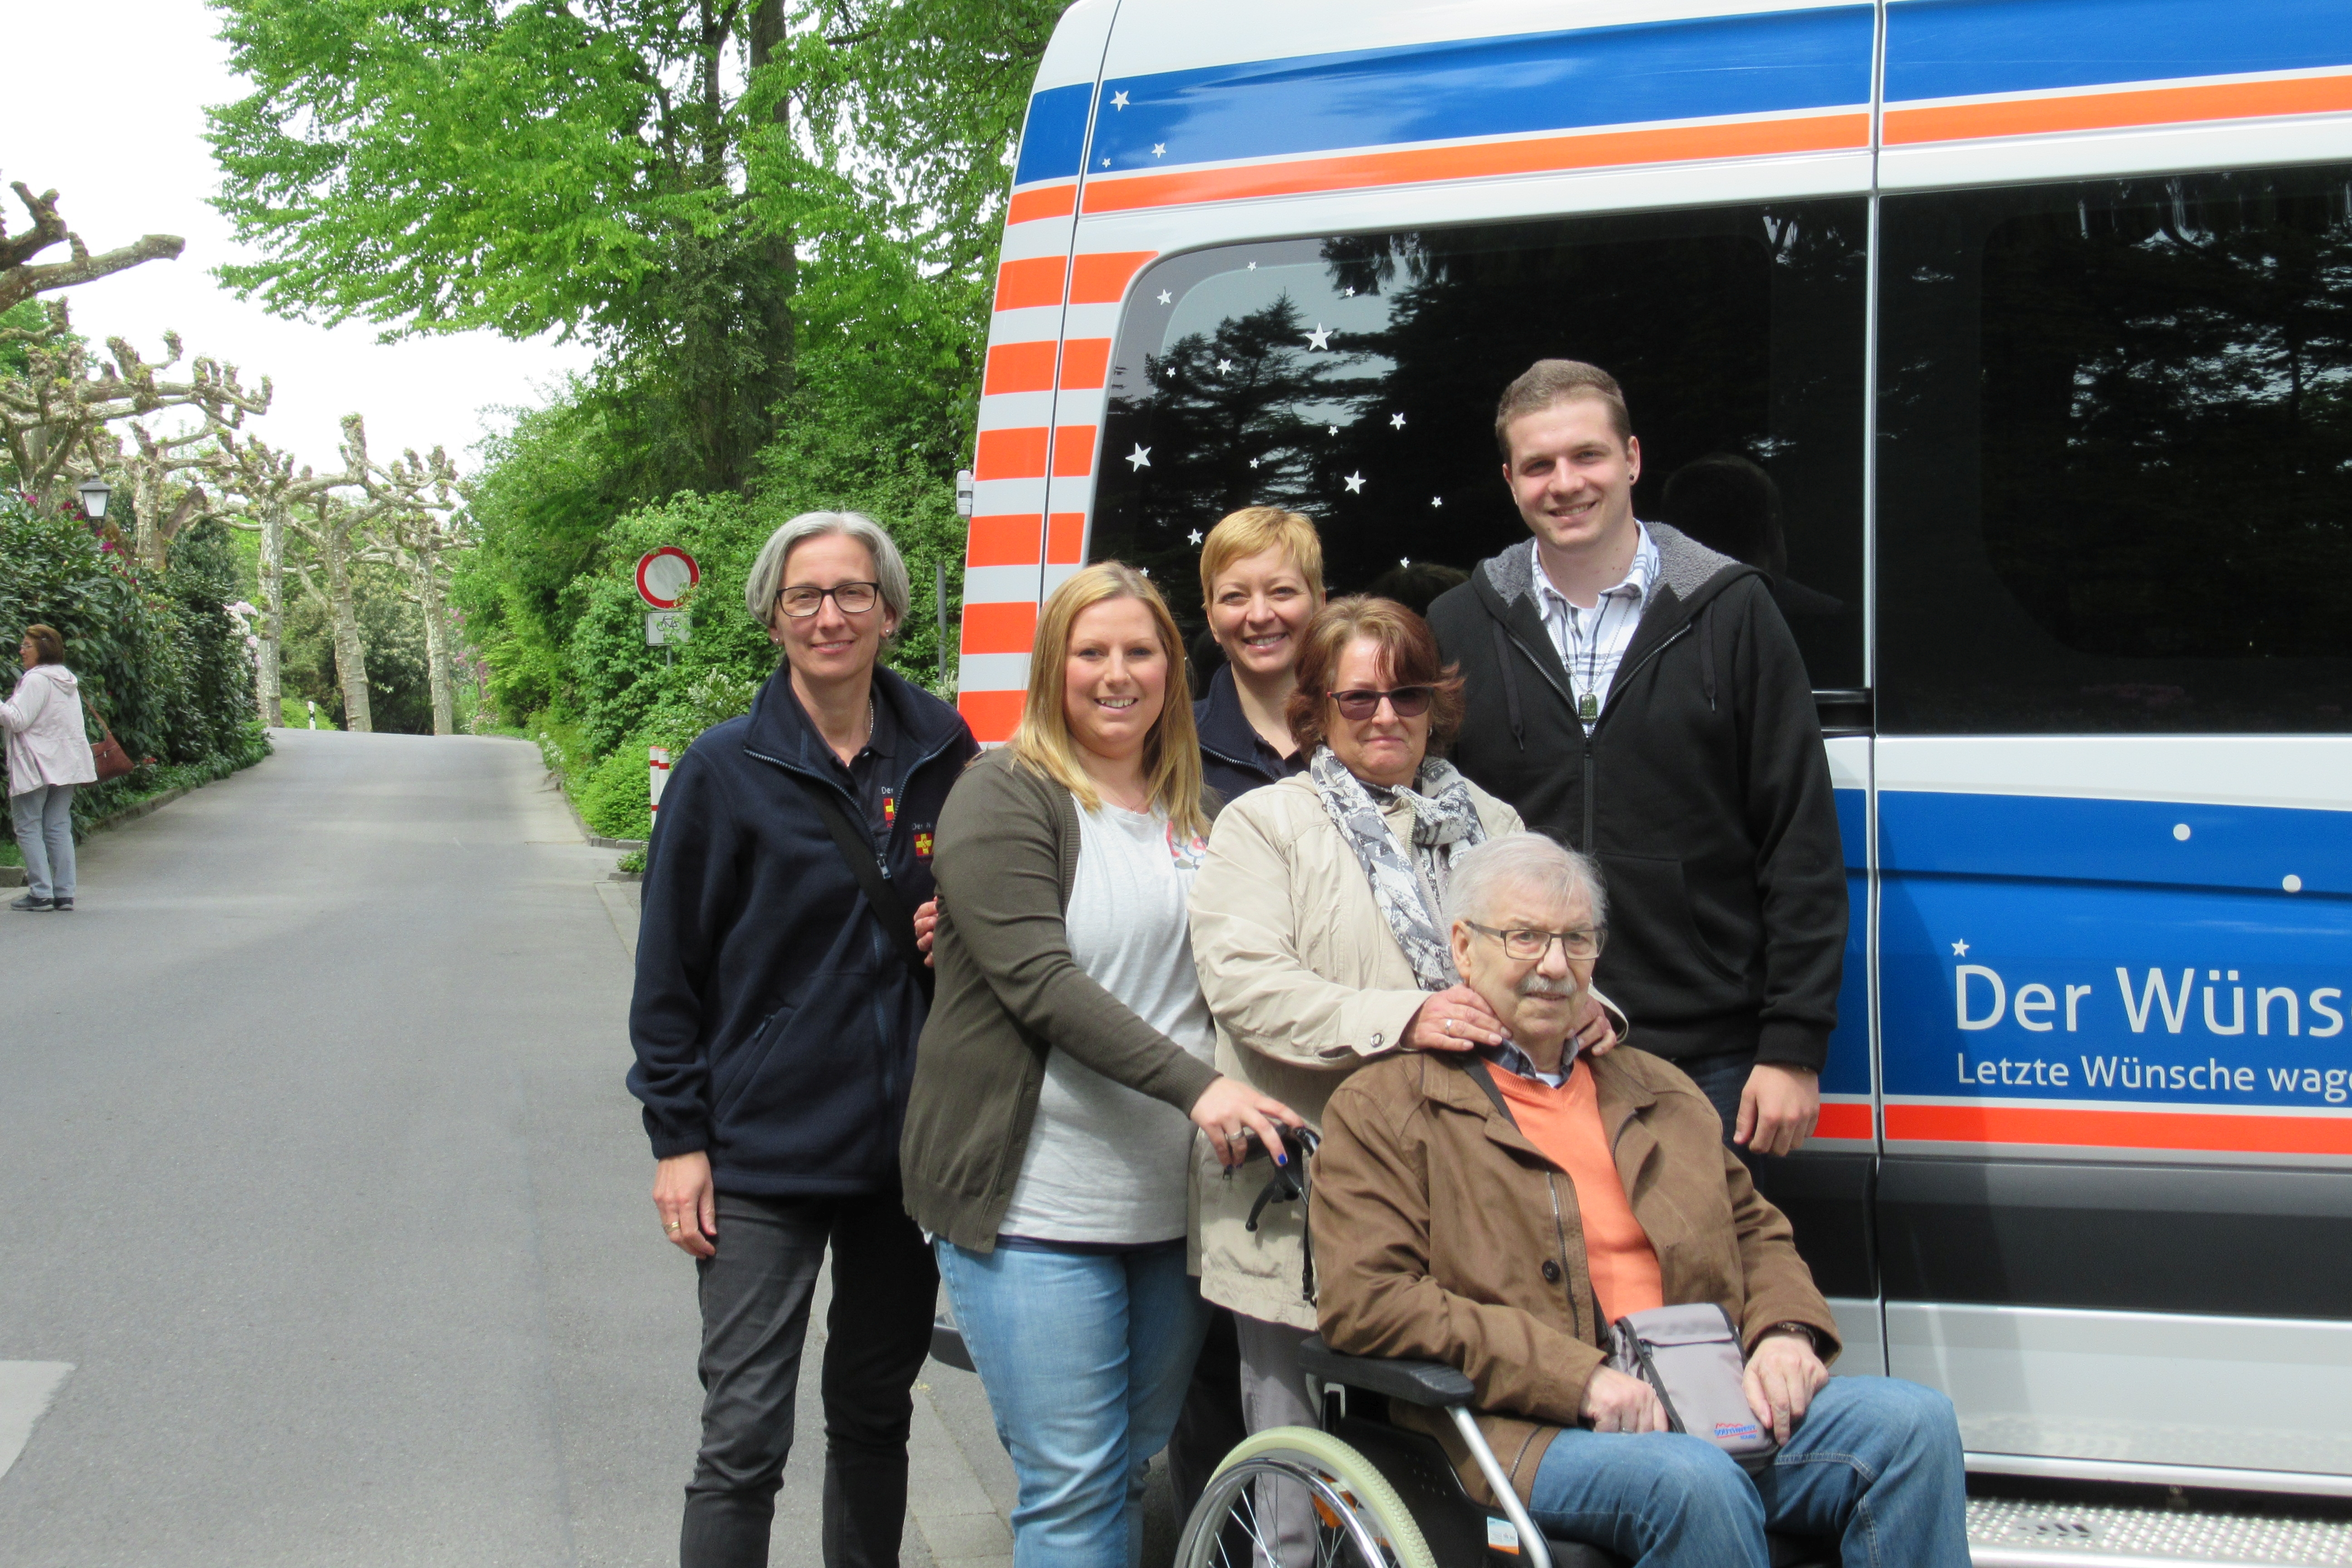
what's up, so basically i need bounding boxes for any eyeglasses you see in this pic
[1465,921,1604,962]
[777,581,881,617]
[1329,685,1434,720]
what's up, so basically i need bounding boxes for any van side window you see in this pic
[1089,205,1869,691]
[1878,165,2352,734]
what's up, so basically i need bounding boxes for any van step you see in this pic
[1969,1494,2352,1567]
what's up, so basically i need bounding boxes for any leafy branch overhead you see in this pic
[0,179,186,314]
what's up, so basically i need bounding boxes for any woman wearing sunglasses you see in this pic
[1186,597,1619,1535]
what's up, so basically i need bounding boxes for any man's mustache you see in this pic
[1517,974,1581,1001]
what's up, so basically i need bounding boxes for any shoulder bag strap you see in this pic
[81,693,118,748]
[790,771,934,1004]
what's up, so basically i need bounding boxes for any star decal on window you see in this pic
[1389,412,1406,430]
[1126,444,1152,471]
[1305,324,1331,351]
[1217,359,1234,376]
[1188,529,1203,544]
[1343,472,1366,494]
[1431,496,1445,509]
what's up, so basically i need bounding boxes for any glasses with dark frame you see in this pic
[1328,685,1435,721]
[777,581,881,617]
[1464,921,1605,963]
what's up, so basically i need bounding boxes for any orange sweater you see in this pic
[1494,1061,1664,1324]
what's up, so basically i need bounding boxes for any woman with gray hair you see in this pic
[627,511,976,1568]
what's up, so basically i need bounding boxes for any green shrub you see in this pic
[577,742,655,840]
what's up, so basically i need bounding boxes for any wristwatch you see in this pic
[1760,1321,1822,1354]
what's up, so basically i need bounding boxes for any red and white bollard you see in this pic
[650,745,671,819]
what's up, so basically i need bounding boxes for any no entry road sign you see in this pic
[636,547,700,610]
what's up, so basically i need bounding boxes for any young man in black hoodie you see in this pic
[1426,360,1845,1155]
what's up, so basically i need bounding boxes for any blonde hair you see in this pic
[1012,563,1208,840]
[1198,506,1325,610]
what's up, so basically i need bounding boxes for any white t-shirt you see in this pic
[998,797,1217,1245]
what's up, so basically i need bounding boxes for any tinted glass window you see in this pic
[1878,166,2352,734]
[1089,204,1869,690]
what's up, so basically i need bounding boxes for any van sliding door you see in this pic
[1874,163,2352,1483]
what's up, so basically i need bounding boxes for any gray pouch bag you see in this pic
[1607,1303,1778,1473]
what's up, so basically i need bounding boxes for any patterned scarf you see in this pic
[1308,745,1488,991]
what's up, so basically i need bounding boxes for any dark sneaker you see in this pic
[51,896,73,911]
[10,893,54,911]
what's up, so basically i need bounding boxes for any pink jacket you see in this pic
[2,664,99,795]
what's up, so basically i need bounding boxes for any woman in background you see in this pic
[903,562,1299,1568]
[4,624,97,913]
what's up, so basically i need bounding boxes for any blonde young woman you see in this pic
[901,562,1301,1568]
[1192,506,1323,801]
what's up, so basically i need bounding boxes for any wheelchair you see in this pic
[1172,1335,1835,1568]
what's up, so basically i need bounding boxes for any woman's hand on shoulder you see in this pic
[1574,994,1619,1057]
[1404,985,1505,1052]
[1191,1077,1304,1171]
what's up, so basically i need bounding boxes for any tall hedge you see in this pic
[0,494,269,830]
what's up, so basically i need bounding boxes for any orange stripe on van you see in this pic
[1885,72,2352,146]
[961,600,1039,656]
[965,514,1043,568]
[1069,251,1159,304]
[1008,183,1078,224]
[1058,338,1112,390]
[959,688,1025,744]
[974,426,1049,480]
[1884,1102,2352,1156]
[1051,425,1097,478]
[1046,511,1087,565]
[1812,1102,1873,1142]
[1081,113,1868,215]
[984,340,1059,396]
[994,255,1067,312]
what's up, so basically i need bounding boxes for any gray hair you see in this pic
[1445,833,1607,931]
[744,511,913,635]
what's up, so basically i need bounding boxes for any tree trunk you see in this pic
[747,0,798,439]
[323,528,372,733]
[254,500,284,725]
[415,551,455,736]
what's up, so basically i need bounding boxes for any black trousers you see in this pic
[682,1191,938,1568]
[1165,1305,1248,1519]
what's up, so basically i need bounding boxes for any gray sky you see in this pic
[4,1,594,476]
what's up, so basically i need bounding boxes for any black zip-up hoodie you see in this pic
[627,663,978,1195]
[1194,662,1308,803]
[1426,524,1844,1070]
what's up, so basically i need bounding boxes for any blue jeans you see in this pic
[1677,1049,1752,1147]
[934,1238,1211,1568]
[1527,1375,1968,1568]
[10,783,74,900]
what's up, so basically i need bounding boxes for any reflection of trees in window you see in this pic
[1981,175,2352,662]
[1102,295,1362,625]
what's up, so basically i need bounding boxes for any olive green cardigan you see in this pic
[900,747,1224,1251]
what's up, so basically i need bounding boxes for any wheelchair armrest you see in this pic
[1298,1335,1475,1407]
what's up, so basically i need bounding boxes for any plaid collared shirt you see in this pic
[1485,1038,1580,1090]
[1531,525,1661,730]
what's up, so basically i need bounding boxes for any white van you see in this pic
[954,0,2352,1557]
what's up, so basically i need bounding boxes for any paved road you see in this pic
[0,730,1025,1568]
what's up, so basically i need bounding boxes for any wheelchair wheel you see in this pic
[1176,1426,1437,1568]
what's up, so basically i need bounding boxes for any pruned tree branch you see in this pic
[0,180,184,313]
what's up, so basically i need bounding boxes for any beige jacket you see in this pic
[1187,772,1522,1328]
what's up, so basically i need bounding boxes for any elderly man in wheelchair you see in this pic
[1176,832,1967,1568]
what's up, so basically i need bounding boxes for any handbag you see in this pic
[1608,1303,1779,1472]
[84,699,137,783]
[791,773,935,1004]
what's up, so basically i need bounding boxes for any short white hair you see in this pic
[1446,833,1607,931]
[744,511,912,635]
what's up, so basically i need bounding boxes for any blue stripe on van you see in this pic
[1086,7,1875,173]
[1879,789,2352,897]
[1014,82,1095,186]
[1885,0,2352,103]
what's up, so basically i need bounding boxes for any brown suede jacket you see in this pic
[1312,1046,1839,1504]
